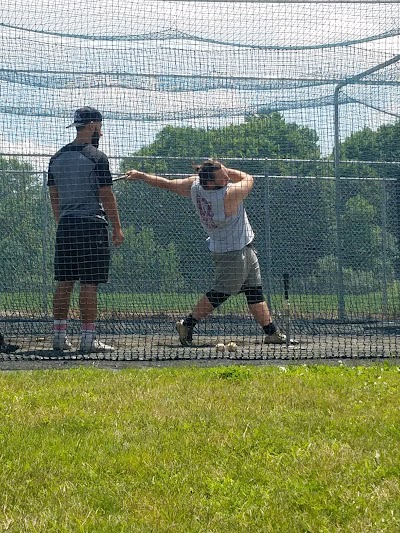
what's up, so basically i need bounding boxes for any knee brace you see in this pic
[244,286,265,305]
[206,290,230,309]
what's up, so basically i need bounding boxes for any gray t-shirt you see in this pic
[47,143,112,222]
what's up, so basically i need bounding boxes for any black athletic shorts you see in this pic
[54,216,110,284]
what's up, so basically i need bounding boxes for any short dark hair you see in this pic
[195,159,222,187]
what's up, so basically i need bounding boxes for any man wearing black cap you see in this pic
[48,106,124,354]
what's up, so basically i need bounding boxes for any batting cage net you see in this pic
[1,1,400,361]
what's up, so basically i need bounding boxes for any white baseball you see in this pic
[215,343,226,352]
[226,342,238,352]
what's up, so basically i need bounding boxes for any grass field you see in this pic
[0,288,395,318]
[1,364,400,532]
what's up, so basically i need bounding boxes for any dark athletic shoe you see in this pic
[175,320,193,347]
[0,334,19,353]
[264,331,298,345]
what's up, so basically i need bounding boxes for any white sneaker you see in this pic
[175,320,193,346]
[80,339,115,354]
[53,336,73,352]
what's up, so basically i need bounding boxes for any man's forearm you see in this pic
[106,206,122,230]
[51,203,60,224]
[49,193,60,224]
[227,168,251,183]
[50,198,60,224]
[100,188,122,230]
[138,172,174,190]
[125,169,195,197]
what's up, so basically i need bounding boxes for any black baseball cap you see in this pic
[66,106,103,128]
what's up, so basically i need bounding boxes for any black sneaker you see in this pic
[263,332,298,345]
[175,320,193,346]
[0,334,19,354]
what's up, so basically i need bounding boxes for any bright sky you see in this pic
[0,1,399,168]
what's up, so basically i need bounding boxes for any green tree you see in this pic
[0,157,51,293]
[119,113,328,284]
[340,121,400,164]
[110,226,184,292]
[341,195,397,272]
[335,120,400,277]
[121,112,321,176]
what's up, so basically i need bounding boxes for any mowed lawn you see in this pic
[0,288,397,317]
[1,364,400,532]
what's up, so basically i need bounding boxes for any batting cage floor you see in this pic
[2,316,400,367]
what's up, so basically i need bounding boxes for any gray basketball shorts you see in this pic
[210,243,262,295]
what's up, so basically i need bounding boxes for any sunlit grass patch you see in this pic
[0,364,400,532]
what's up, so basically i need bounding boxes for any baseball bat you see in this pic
[112,173,126,182]
[283,272,290,348]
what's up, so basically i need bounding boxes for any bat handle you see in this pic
[283,273,290,347]
[283,272,289,300]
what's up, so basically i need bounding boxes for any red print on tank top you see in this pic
[196,195,217,229]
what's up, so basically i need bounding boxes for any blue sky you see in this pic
[0,1,399,170]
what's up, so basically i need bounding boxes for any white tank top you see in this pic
[190,178,254,253]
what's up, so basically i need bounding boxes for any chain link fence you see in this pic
[1,156,399,360]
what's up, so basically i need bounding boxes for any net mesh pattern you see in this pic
[1,1,400,361]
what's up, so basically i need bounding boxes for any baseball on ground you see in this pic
[215,343,226,352]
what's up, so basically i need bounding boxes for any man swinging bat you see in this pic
[124,159,297,347]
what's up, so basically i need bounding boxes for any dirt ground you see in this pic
[1,332,399,371]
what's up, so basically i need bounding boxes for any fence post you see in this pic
[381,174,388,318]
[263,159,273,313]
[333,53,400,322]
[41,171,49,318]
[333,87,346,321]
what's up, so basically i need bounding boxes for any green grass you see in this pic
[1,364,400,532]
[0,288,396,317]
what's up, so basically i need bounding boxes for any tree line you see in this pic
[1,112,399,295]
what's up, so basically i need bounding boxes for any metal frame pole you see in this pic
[333,54,400,321]
[41,171,49,318]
